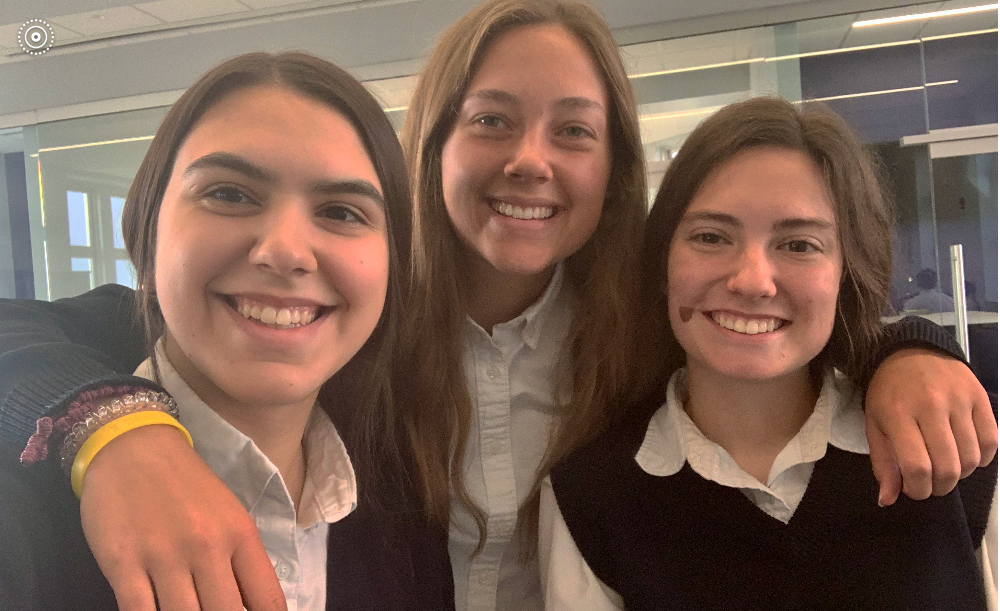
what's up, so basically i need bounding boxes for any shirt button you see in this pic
[274,561,291,580]
[486,366,498,379]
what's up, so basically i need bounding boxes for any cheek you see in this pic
[325,238,390,311]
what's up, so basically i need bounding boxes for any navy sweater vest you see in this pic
[551,401,997,611]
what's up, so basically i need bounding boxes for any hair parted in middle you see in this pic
[120,51,413,506]
[399,0,649,552]
[642,96,893,382]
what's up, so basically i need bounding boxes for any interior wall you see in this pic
[0,0,922,123]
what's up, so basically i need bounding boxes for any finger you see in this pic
[109,570,158,611]
[971,392,999,467]
[886,418,934,501]
[149,569,201,611]
[950,408,982,478]
[191,555,247,611]
[233,537,288,611]
[866,419,901,507]
[918,415,962,497]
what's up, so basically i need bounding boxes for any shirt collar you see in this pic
[466,262,569,351]
[134,343,357,529]
[635,368,869,480]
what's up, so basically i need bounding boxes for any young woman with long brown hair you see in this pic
[0,51,453,610]
[541,97,997,610]
[0,2,994,610]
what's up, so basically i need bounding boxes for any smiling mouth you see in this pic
[711,311,785,335]
[227,296,329,330]
[489,200,556,220]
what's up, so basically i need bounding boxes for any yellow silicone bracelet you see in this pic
[71,410,193,498]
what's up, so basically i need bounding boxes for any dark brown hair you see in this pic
[121,51,413,504]
[399,0,648,552]
[642,97,893,380]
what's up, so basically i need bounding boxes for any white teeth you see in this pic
[490,201,555,220]
[232,297,322,329]
[275,309,292,326]
[711,312,783,335]
[261,306,277,325]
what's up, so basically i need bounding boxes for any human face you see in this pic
[155,86,389,415]
[666,147,842,383]
[440,23,611,284]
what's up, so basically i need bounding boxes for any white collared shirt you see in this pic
[451,264,574,611]
[539,368,873,611]
[636,368,869,523]
[135,344,357,611]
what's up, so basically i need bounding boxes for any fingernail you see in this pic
[877,498,885,508]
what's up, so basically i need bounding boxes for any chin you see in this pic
[486,253,559,279]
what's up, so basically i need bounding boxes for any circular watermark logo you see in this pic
[19,19,55,56]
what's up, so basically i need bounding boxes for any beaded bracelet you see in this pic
[59,390,179,472]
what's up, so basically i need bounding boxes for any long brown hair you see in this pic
[121,51,414,506]
[642,97,892,381]
[399,0,649,552]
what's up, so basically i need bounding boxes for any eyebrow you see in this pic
[681,210,835,231]
[466,89,605,112]
[182,152,385,206]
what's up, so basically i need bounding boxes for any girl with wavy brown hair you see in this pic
[541,97,997,611]
[0,2,994,610]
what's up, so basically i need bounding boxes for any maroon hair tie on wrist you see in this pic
[20,385,145,465]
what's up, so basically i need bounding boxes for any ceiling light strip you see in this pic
[629,58,764,80]
[804,80,957,103]
[36,135,155,154]
[640,80,957,122]
[853,4,997,28]
[630,27,996,80]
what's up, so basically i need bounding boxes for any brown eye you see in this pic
[783,240,819,253]
[320,204,363,224]
[474,115,506,129]
[694,232,724,244]
[208,186,249,204]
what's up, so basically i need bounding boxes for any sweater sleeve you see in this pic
[858,316,968,388]
[0,285,156,453]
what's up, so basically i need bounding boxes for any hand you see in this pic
[865,347,997,506]
[79,423,287,611]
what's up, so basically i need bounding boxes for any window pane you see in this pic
[70,257,91,272]
[116,259,136,289]
[67,191,90,247]
[111,196,126,249]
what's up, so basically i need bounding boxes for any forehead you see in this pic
[174,86,381,190]
[468,23,608,106]
[687,147,835,222]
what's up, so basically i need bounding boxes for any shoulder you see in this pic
[551,386,665,506]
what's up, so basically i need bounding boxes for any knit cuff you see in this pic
[860,316,970,389]
[0,347,163,456]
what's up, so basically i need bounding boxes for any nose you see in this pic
[248,202,318,276]
[504,126,553,183]
[726,245,777,299]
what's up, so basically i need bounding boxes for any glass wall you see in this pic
[5,2,997,385]
[20,107,168,300]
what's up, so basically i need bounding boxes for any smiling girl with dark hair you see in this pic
[0,51,452,611]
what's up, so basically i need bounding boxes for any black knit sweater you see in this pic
[551,394,998,611]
